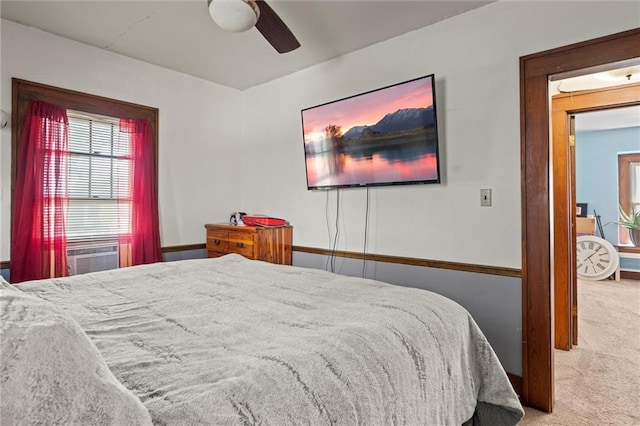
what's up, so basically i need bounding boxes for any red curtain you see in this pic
[11,101,69,283]
[118,118,162,265]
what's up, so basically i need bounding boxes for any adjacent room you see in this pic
[1,1,638,424]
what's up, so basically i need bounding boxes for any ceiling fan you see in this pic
[207,0,300,54]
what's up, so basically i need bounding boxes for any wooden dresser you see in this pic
[204,223,293,265]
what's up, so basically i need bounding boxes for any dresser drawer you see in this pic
[207,249,227,258]
[207,239,229,256]
[207,230,229,256]
[228,231,254,244]
[208,230,229,241]
[228,231,255,258]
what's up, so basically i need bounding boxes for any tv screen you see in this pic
[301,74,440,190]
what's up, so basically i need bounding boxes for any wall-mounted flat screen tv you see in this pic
[301,74,440,190]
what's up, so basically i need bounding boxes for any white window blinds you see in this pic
[67,111,132,241]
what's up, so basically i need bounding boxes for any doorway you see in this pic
[551,82,640,352]
[519,28,640,412]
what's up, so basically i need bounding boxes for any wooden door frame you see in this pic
[552,83,640,352]
[569,115,578,349]
[520,27,640,412]
[550,94,576,352]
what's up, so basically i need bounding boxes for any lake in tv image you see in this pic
[302,75,439,189]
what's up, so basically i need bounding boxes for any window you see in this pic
[11,78,161,282]
[67,111,131,241]
[618,152,640,245]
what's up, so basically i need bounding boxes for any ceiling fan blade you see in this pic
[254,0,300,54]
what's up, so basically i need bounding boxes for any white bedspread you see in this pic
[17,254,524,425]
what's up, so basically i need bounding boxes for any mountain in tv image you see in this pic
[304,104,439,189]
[342,106,435,140]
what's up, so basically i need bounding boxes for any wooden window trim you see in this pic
[618,152,640,245]
[11,78,159,249]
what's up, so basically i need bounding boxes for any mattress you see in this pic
[6,254,524,425]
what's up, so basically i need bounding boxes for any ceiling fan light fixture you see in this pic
[208,0,260,33]
[593,66,640,83]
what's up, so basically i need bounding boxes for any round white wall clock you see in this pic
[576,235,619,281]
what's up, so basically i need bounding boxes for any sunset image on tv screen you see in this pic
[301,75,440,190]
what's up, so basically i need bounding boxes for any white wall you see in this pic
[240,0,640,268]
[0,19,243,261]
[2,1,638,268]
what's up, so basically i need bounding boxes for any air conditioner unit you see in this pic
[67,244,119,276]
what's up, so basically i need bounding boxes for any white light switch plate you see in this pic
[481,189,492,207]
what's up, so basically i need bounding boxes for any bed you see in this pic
[1,254,524,425]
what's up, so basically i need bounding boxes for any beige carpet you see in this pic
[520,278,640,425]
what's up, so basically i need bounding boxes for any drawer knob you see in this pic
[236,242,244,248]
[214,239,221,245]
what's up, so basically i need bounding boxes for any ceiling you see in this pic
[552,63,640,131]
[3,1,637,131]
[1,0,494,91]
[575,105,640,132]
